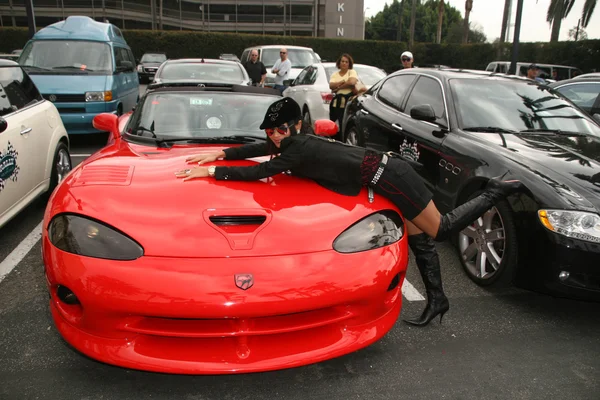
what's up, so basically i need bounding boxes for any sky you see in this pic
[364,0,600,42]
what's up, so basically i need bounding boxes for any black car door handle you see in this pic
[392,123,403,131]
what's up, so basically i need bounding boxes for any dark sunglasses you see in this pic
[280,52,287,54]
[402,57,412,62]
[265,125,288,136]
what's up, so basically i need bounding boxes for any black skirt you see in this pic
[372,157,433,220]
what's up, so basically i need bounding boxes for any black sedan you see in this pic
[548,76,600,120]
[342,68,600,300]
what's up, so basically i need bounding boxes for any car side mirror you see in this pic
[410,104,437,123]
[119,61,134,71]
[593,113,600,124]
[314,119,338,136]
[0,117,7,134]
[93,113,120,141]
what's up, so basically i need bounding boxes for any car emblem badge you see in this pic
[48,94,57,102]
[234,274,254,290]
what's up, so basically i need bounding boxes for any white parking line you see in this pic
[0,221,43,284]
[402,278,426,301]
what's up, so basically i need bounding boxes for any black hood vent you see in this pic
[209,216,267,226]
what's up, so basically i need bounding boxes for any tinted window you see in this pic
[19,40,113,73]
[376,75,416,111]
[0,66,41,116]
[125,92,281,138]
[141,53,167,63]
[450,78,600,137]
[300,66,318,85]
[261,48,319,68]
[555,83,600,112]
[158,63,244,83]
[404,76,446,120]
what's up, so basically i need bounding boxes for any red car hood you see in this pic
[49,141,397,258]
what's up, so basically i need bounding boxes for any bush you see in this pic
[2,27,598,73]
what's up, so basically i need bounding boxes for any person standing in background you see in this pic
[243,49,267,86]
[272,48,292,94]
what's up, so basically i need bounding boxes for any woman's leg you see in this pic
[404,221,449,326]
[410,179,524,242]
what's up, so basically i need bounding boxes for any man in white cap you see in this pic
[401,51,414,69]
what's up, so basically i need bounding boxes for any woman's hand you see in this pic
[185,151,224,165]
[175,166,210,181]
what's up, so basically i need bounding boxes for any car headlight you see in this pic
[85,91,112,102]
[538,209,600,243]
[48,214,144,260]
[333,210,404,253]
[137,65,143,72]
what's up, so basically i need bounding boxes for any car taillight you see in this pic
[321,92,333,104]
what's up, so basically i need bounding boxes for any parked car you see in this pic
[284,62,387,127]
[240,45,321,88]
[485,61,582,81]
[41,82,408,374]
[0,60,71,229]
[549,77,600,120]
[18,16,139,134]
[342,68,600,301]
[137,52,167,83]
[219,53,240,62]
[151,58,252,86]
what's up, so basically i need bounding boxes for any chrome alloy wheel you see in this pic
[457,206,507,281]
[56,148,72,183]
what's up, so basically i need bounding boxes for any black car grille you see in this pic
[43,93,86,103]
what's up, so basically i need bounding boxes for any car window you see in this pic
[294,68,309,85]
[376,75,416,111]
[0,66,42,116]
[158,63,244,83]
[555,83,600,112]
[141,54,167,63]
[404,75,446,121]
[302,66,318,85]
[486,63,496,72]
[261,48,319,68]
[497,63,507,73]
[449,78,600,137]
[20,40,113,73]
[353,65,387,86]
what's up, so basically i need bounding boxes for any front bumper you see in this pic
[43,235,407,374]
[53,101,119,134]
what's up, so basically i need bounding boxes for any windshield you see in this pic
[261,48,319,69]
[141,54,167,63]
[19,40,113,73]
[450,78,600,138]
[157,63,244,83]
[325,65,387,86]
[125,92,280,139]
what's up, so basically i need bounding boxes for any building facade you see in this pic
[0,0,365,39]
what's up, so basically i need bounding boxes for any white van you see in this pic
[240,45,321,87]
[485,61,583,81]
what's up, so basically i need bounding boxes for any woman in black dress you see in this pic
[176,98,525,326]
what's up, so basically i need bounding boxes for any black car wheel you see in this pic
[46,142,72,197]
[345,126,364,147]
[303,107,311,128]
[454,190,519,287]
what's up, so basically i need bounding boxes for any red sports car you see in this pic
[42,84,409,374]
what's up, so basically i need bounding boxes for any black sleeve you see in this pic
[215,144,302,181]
[223,143,270,160]
[260,62,267,75]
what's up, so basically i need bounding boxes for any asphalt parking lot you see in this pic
[1,85,599,400]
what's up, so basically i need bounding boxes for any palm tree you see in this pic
[436,0,445,44]
[500,0,511,42]
[463,0,473,43]
[581,0,598,28]
[546,0,576,42]
[409,0,417,49]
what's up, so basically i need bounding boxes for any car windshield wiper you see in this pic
[518,128,586,136]
[463,126,517,133]
[50,66,92,72]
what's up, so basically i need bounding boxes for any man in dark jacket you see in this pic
[243,49,267,86]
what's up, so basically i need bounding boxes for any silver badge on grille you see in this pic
[48,95,57,102]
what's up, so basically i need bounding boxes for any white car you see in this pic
[0,60,72,228]
[283,62,387,128]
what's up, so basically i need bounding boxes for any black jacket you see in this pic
[215,135,368,196]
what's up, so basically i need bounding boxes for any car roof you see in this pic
[245,45,314,50]
[163,58,241,66]
[548,77,600,87]
[31,16,127,44]
[388,67,536,84]
[573,73,600,79]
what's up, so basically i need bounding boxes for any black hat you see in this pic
[528,63,539,70]
[259,97,302,130]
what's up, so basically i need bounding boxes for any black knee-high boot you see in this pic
[434,178,525,242]
[403,233,450,327]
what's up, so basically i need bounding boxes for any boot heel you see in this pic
[439,310,447,324]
